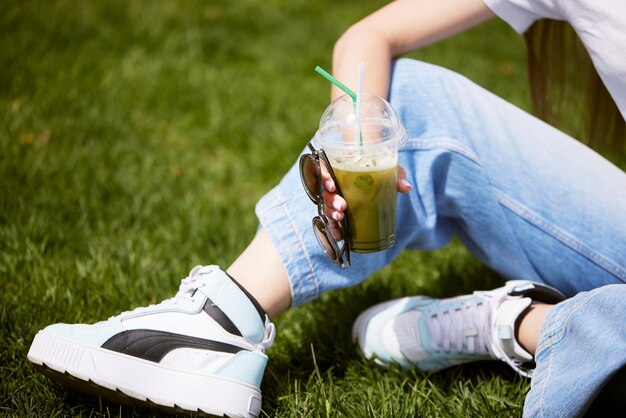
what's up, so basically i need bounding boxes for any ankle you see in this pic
[515,303,554,355]
[227,229,292,319]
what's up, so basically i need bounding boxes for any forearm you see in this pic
[331,0,496,101]
[332,24,393,101]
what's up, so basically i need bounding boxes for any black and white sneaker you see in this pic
[28,265,275,417]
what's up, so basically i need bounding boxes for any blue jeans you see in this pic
[525,284,626,417]
[256,59,626,416]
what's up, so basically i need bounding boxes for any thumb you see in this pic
[397,165,412,193]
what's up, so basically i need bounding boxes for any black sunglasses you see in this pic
[299,142,351,269]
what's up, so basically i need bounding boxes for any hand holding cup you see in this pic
[322,165,411,222]
[314,92,409,253]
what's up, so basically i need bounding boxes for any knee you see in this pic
[389,59,466,103]
[388,59,472,140]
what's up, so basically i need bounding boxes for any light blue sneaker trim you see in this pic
[415,295,492,371]
[363,298,413,367]
[356,293,498,372]
[365,297,438,366]
[43,321,124,347]
[214,351,268,389]
[197,267,265,343]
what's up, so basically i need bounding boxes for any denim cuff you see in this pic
[525,286,626,418]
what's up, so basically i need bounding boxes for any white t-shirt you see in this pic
[482,0,626,121]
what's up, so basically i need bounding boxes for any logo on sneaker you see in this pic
[101,329,244,362]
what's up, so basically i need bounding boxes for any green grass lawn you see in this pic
[1,1,616,417]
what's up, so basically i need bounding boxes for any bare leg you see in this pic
[227,228,292,319]
[516,303,554,355]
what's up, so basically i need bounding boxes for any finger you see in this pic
[323,190,346,211]
[397,165,412,193]
[320,168,336,193]
[328,210,345,221]
[323,191,346,217]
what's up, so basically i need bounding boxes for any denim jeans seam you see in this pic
[536,304,568,417]
[275,187,320,302]
[536,294,589,355]
[536,291,601,417]
[537,313,559,418]
[494,190,626,282]
[552,290,602,345]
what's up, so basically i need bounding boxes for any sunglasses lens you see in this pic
[299,155,320,203]
[312,217,337,260]
[301,143,351,269]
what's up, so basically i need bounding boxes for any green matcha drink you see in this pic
[332,155,398,252]
[315,92,408,253]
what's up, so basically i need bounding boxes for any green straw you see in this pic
[315,65,363,145]
[315,66,356,101]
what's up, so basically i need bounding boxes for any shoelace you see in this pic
[171,265,206,300]
[426,298,492,355]
[107,266,208,320]
[257,321,276,352]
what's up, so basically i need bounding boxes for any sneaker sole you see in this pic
[28,331,263,418]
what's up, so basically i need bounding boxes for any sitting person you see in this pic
[28,0,626,417]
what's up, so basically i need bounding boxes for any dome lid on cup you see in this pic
[314,92,407,151]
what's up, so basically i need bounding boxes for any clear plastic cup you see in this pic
[314,92,408,253]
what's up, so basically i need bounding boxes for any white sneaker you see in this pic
[352,280,565,377]
[28,265,275,417]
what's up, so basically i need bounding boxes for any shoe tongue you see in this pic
[427,297,492,355]
[495,297,533,362]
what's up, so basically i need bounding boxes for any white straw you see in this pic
[355,62,364,144]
